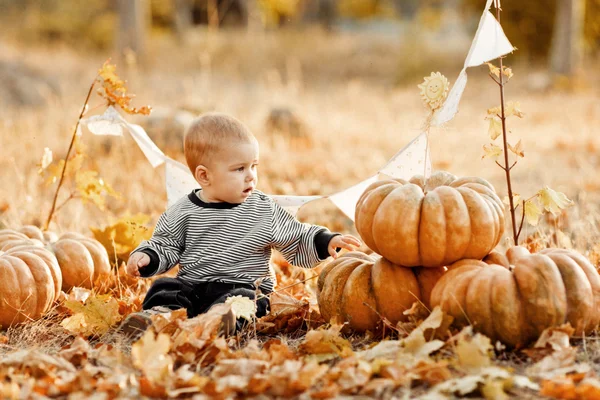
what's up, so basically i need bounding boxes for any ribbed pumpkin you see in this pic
[355,171,505,268]
[0,245,62,327]
[430,246,600,348]
[317,252,445,332]
[0,226,111,291]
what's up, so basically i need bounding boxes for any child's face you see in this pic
[202,140,259,203]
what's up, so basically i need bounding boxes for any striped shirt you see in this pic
[133,189,337,293]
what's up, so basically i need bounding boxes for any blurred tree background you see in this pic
[0,0,598,80]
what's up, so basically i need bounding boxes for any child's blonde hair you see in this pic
[184,112,256,173]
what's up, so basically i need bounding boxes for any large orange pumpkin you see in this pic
[0,226,111,291]
[317,252,445,332]
[355,171,505,268]
[430,246,600,347]
[0,245,62,327]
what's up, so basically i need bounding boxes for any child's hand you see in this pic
[328,235,362,259]
[126,252,150,277]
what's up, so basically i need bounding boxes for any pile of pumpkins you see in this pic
[317,171,600,347]
[0,226,111,327]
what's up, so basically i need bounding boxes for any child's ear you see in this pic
[194,165,210,187]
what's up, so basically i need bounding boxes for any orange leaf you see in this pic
[96,60,152,115]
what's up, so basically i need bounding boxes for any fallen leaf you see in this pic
[527,347,590,380]
[534,324,574,351]
[299,324,353,358]
[455,329,492,373]
[131,330,173,385]
[482,379,509,400]
[357,341,401,362]
[61,293,121,336]
[577,378,600,399]
[59,336,91,367]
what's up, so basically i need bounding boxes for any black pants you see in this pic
[142,277,270,330]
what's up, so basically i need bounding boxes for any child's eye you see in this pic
[237,166,245,172]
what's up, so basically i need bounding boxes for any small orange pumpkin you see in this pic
[0,245,62,327]
[430,246,600,347]
[355,171,504,268]
[317,252,445,332]
[0,227,111,292]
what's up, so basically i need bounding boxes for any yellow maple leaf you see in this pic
[96,60,152,116]
[75,170,120,210]
[538,187,573,215]
[505,101,525,118]
[525,199,543,226]
[402,307,447,359]
[90,214,153,263]
[486,62,500,78]
[502,66,513,80]
[61,294,121,336]
[482,143,503,160]
[508,140,524,157]
[132,330,173,384]
[487,117,503,140]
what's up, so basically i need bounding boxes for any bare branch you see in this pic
[45,79,97,230]
[516,200,526,241]
[489,73,501,85]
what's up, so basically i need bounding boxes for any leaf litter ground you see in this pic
[1,255,599,399]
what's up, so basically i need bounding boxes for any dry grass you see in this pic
[1,28,599,366]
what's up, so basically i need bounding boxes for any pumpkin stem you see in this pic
[494,4,519,246]
[44,80,97,230]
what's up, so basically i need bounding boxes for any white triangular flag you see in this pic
[271,195,322,208]
[465,11,514,68]
[378,132,431,180]
[165,158,198,208]
[329,175,379,221]
[82,106,125,136]
[431,0,514,126]
[125,123,166,168]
